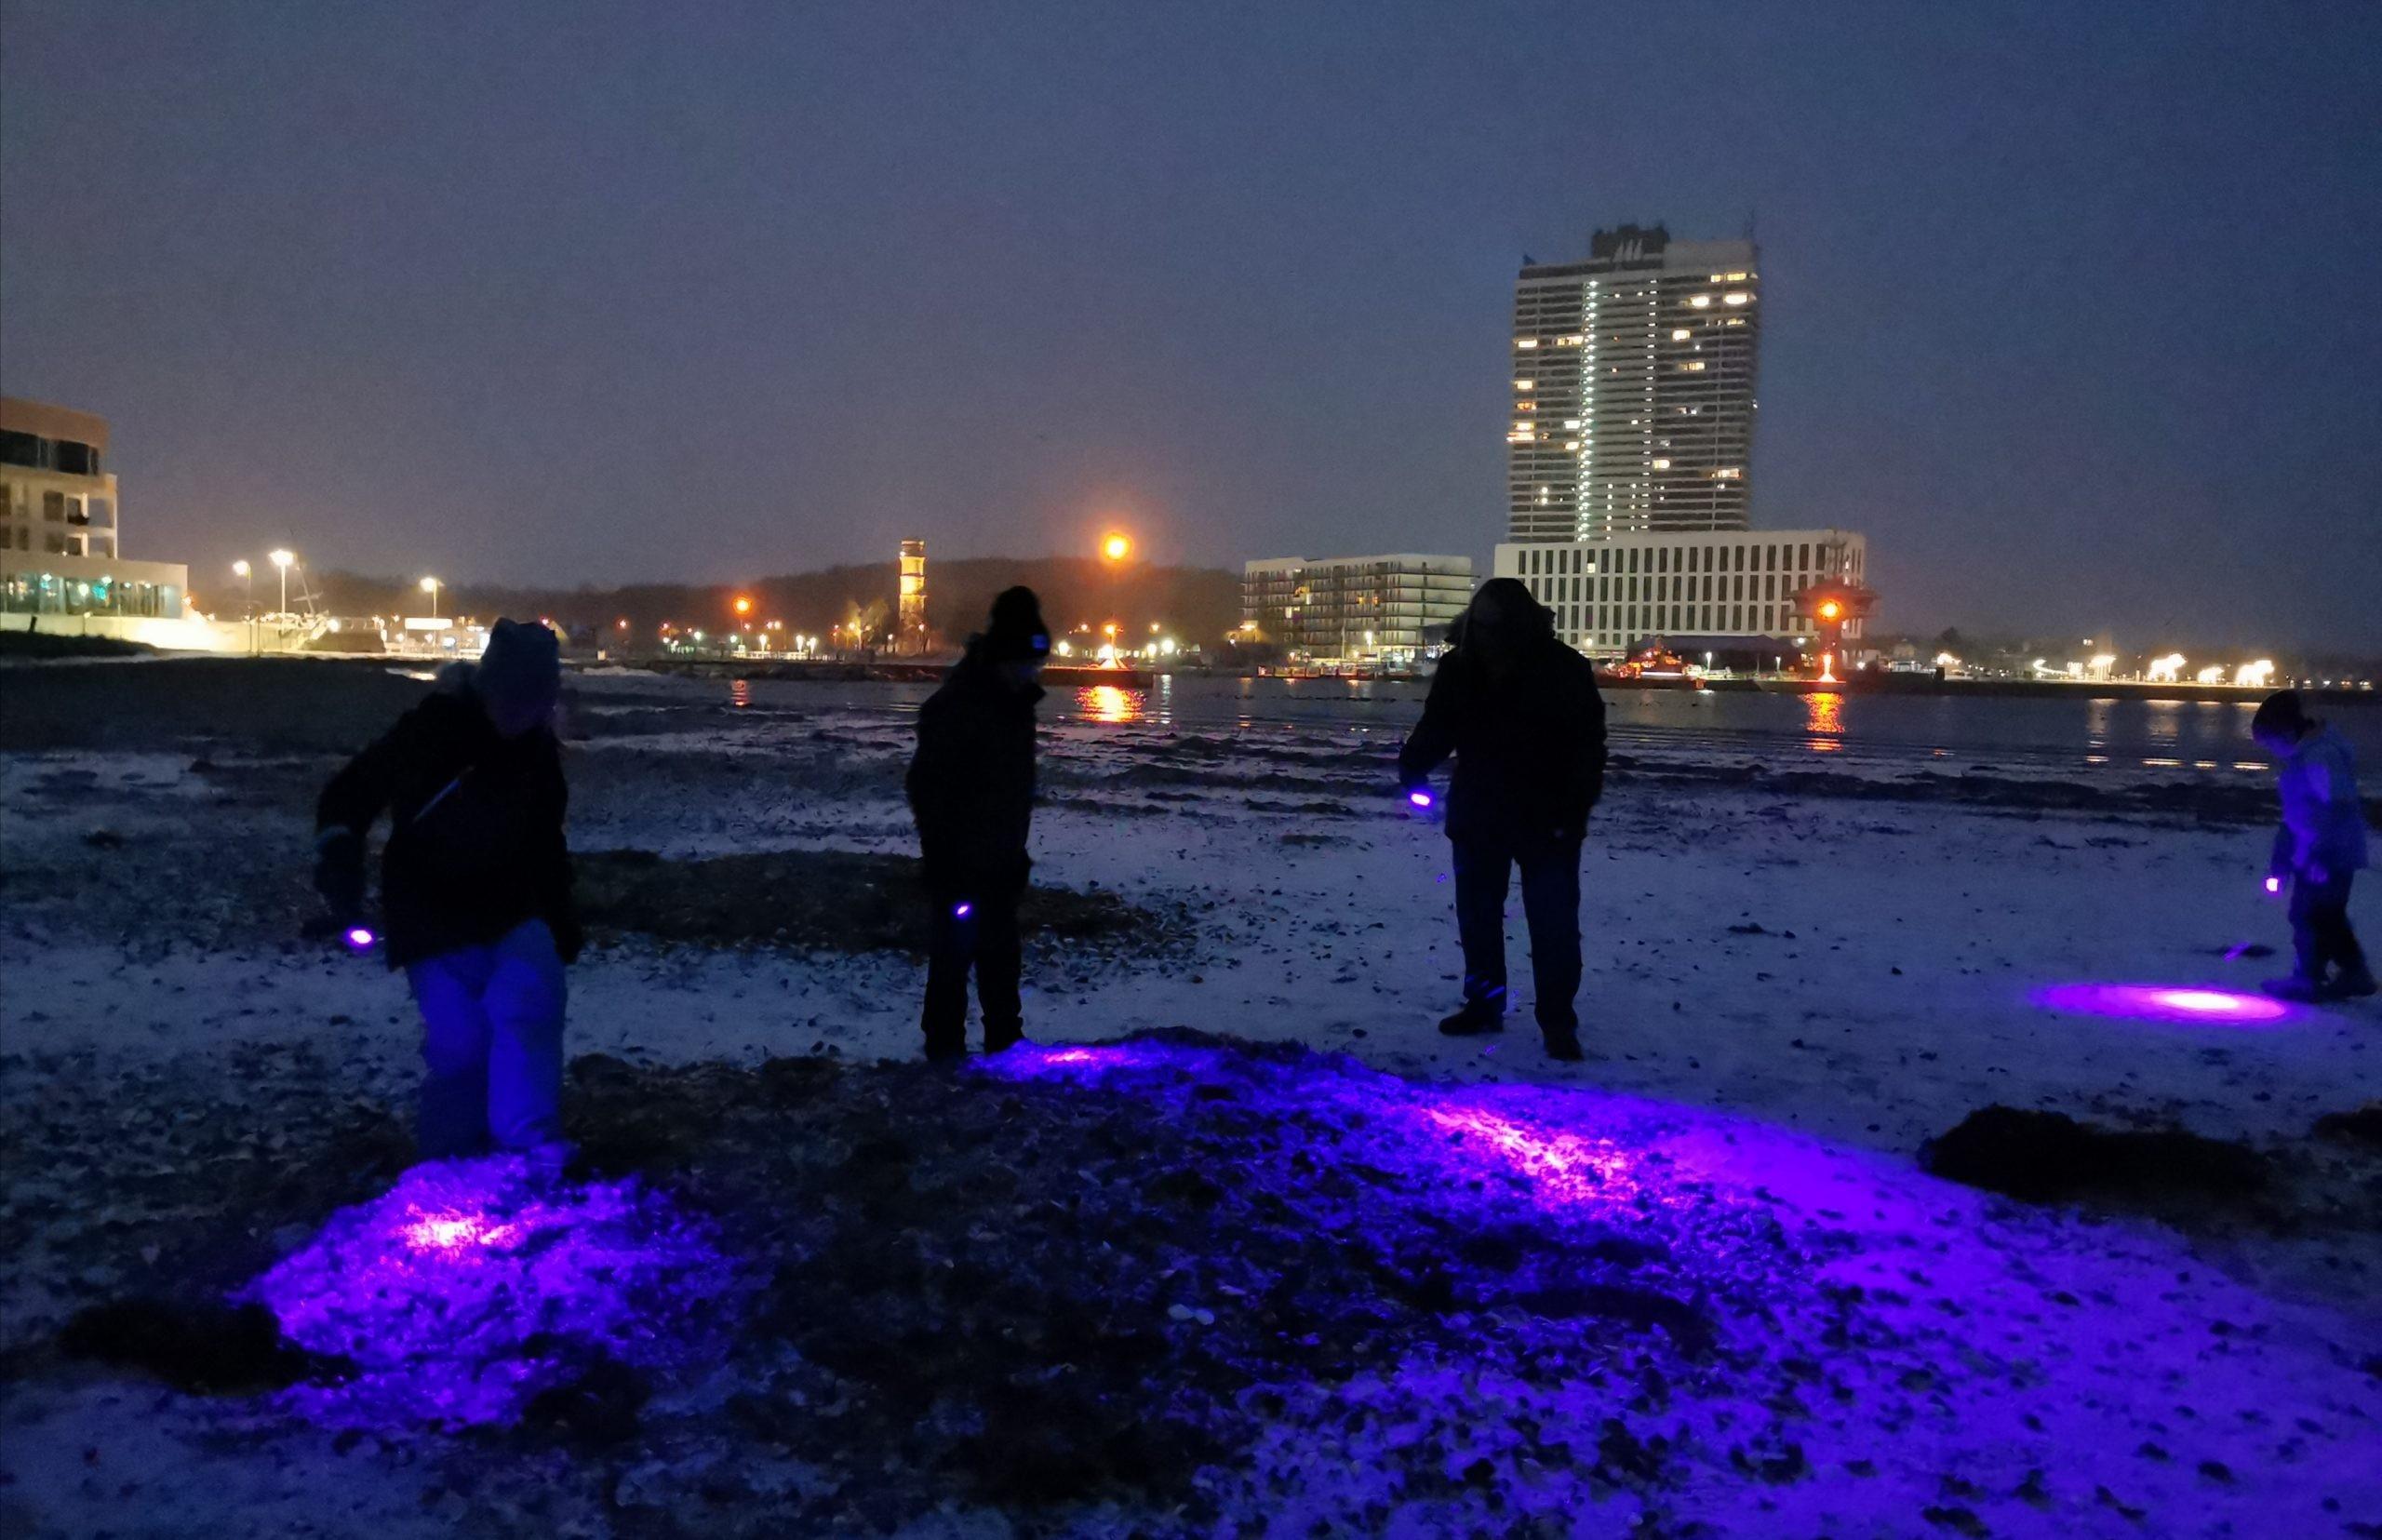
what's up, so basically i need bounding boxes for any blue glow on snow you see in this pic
[249,1154,735,1427]
[2032,982,2295,1025]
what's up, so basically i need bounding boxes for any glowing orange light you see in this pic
[1819,600,1841,620]
[1104,623,1117,637]
[1101,533,1132,562]
[733,596,753,616]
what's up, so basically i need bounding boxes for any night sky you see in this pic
[4,2,2377,649]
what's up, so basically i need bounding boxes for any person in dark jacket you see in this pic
[314,619,582,1158]
[907,586,1050,1059]
[1398,578,1607,1061]
[2253,690,2374,1000]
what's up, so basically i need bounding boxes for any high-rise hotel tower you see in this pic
[1506,225,1760,542]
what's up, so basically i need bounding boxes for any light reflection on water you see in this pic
[1077,684,1145,724]
[1801,691,1845,752]
[662,673,2370,776]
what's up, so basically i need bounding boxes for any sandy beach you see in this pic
[2,658,2377,1538]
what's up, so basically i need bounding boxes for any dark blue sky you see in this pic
[5,1,2377,648]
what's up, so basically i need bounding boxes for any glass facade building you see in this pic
[1241,555,1475,664]
[1,397,186,621]
[1508,226,1760,543]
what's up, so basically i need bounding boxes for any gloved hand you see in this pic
[313,829,366,920]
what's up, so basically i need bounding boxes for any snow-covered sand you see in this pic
[2,673,2376,1537]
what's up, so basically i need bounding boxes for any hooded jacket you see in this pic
[2269,724,2370,878]
[907,638,1042,897]
[1398,578,1608,845]
[316,667,577,969]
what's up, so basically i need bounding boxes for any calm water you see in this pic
[644,673,2382,781]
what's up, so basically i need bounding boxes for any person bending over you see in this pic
[1399,578,1607,1061]
[315,619,582,1158]
[907,586,1050,1059]
[2253,690,2373,1001]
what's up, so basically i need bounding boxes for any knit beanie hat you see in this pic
[477,618,562,736]
[983,586,1051,663]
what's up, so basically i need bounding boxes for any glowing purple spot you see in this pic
[2264,876,2282,894]
[953,902,972,919]
[344,926,378,951]
[2032,983,2293,1025]
[1408,789,1434,808]
[249,1154,735,1427]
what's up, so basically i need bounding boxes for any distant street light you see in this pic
[269,549,295,617]
[232,559,252,613]
[420,575,442,619]
[1102,532,1132,563]
[733,596,753,618]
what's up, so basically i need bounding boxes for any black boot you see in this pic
[983,1020,1025,1054]
[923,1032,967,1063]
[1438,998,1505,1037]
[1540,1022,1584,1062]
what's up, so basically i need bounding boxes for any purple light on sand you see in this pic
[1408,789,1434,808]
[344,925,378,951]
[249,1154,734,1426]
[2033,983,2293,1025]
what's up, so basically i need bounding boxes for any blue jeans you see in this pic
[407,919,567,1158]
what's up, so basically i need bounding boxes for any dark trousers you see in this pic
[923,891,1024,1051]
[1452,834,1583,1030]
[2291,869,2367,982]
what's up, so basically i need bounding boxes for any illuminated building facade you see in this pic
[1494,529,1866,659]
[1507,226,1760,543]
[1241,554,1474,664]
[897,539,926,650]
[1,396,187,620]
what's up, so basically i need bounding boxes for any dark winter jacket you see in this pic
[316,676,578,970]
[1398,580,1607,846]
[907,641,1041,899]
[2269,724,2370,878]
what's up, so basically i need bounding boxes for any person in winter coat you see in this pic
[2252,690,2374,1001]
[314,619,582,1158]
[1398,578,1607,1060]
[906,586,1050,1059]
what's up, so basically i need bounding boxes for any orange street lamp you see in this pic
[1101,532,1132,563]
[733,596,753,617]
[1819,600,1842,621]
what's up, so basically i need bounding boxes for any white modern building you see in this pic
[1241,554,1474,664]
[1495,529,1867,659]
[1508,225,1760,543]
[1,396,193,635]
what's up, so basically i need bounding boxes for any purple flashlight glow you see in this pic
[344,925,378,951]
[2265,876,2282,894]
[248,1153,735,1426]
[1408,789,1433,808]
[2032,982,2294,1025]
[953,902,972,919]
